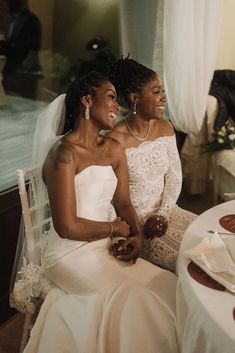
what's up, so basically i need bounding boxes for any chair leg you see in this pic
[19,313,33,353]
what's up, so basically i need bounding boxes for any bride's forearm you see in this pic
[114,203,142,237]
[54,216,130,242]
[54,217,113,241]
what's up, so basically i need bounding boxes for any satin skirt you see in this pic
[25,232,179,353]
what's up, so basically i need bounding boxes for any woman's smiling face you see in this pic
[90,81,120,130]
[135,75,167,120]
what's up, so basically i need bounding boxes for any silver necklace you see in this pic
[124,117,151,141]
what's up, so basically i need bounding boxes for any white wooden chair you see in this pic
[211,159,235,204]
[181,95,235,202]
[207,97,235,204]
[14,167,53,353]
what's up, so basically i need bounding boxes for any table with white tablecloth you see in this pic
[177,200,235,353]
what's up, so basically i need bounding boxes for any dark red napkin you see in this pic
[219,214,235,233]
[187,261,225,291]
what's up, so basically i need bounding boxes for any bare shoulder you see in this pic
[43,139,77,175]
[152,119,175,137]
[102,136,127,171]
[102,135,125,155]
[107,119,129,146]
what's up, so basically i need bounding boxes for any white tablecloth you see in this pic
[177,200,235,353]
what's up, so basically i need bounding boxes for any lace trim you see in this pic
[10,257,50,314]
[141,206,197,272]
[125,135,174,152]
[126,135,182,222]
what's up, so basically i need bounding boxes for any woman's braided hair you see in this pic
[110,57,157,106]
[63,71,109,134]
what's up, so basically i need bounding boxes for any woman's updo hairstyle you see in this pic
[63,71,109,134]
[110,57,156,106]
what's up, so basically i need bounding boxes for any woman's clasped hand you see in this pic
[143,215,168,239]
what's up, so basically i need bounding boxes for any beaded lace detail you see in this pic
[126,135,182,223]
[10,257,52,313]
[125,135,197,272]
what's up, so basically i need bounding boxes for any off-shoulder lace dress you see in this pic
[125,135,197,272]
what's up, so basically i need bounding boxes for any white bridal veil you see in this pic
[10,94,66,313]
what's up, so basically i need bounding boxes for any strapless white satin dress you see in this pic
[24,166,179,353]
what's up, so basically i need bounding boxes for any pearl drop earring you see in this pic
[133,102,137,115]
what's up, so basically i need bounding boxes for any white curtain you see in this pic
[119,0,157,68]
[163,0,223,133]
[119,0,222,133]
[152,0,164,80]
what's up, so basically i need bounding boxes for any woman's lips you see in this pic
[156,106,165,112]
[109,112,117,120]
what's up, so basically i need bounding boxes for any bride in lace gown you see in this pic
[109,58,197,273]
[18,72,179,353]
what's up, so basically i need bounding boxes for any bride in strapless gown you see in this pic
[24,165,179,353]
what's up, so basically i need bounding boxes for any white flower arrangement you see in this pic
[207,122,235,152]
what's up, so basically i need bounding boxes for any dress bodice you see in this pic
[125,135,182,223]
[43,165,117,269]
[75,165,117,222]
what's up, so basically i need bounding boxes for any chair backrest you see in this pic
[15,168,53,353]
[16,167,51,262]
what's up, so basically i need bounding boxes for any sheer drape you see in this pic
[152,0,164,80]
[119,0,157,69]
[120,0,223,133]
[163,0,223,133]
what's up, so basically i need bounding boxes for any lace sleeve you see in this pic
[158,136,182,218]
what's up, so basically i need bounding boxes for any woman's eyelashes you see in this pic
[109,94,116,100]
[153,89,165,95]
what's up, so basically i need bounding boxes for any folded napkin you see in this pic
[183,232,235,293]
